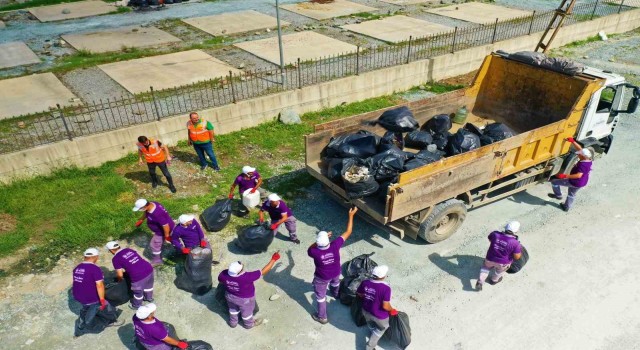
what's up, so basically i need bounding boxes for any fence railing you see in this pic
[0,0,636,155]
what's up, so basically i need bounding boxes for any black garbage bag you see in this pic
[371,106,418,132]
[323,157,344,183]
[339,274,368,305]
[463,123,483,137]
[447,129,481,156]
[187,341,214,350]
[214,285,260,314]
[381,131,404,150]
[174,247,213,295]
[237,223,274,253]
[75,303,120,337]
[134,322,178,349]
[384,311,412,349]
[431,132,450,151]
[345,252,378,277]
[507,245,529,274]
[541,56,584,76]
[508,51,547,66]
[404,131,433,150]
[341,159,379,199]
[403,149,443,171]
[376,181,392,201]
[201,199,232,232]
[423,114,452,134]
[351,297,367,327]
[368,147,408,182]
[479,122,516,146]
[403,158,429,171]
[325,130,380,159]
[105,278,131,306]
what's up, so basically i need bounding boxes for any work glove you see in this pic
[250,188,257,194]
[271,252,281,261]
[565,137,575,143]
[166,158,172,166]
[270,223,279,231]
[228,193,234,199]
[389,309,398,316]
[135,219,144,227]
[556,174,568,179]
[181,248,191,254]
[177,341,188,350]
[200,240,207,248]
[164,236,171,243]
[99,299,107,311]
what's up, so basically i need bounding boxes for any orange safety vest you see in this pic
[136,138,166,163]
[187,119,211,142]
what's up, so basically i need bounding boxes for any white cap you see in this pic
[228,261,243,276]
[132,198,148,211]
[576,148,592,159]
[242,166,256,175]
[372,265,389,278]
[316,231,330,248]
[105,241,120,250]
[136,303,157,319]
[178,214,195,225]
[505,221,521,233]
[268,193,281,202]
[83,248,99,257]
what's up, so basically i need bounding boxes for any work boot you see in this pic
[488,277,503,285]
[106,319,125,327]
[152,181,158,189]
[243,318,263,329]
[291,238,301,245]
[547,193,562,200]
[560,203,569,212]
[312,314,328,325]
[128,304,139,311]
[475,281,482,291]
[169,185,177,193]
[200,164,208,171]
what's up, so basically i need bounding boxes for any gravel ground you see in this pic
[1,36,639,349]
[60,67,133,101]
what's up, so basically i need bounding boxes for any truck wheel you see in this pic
[562,146,596,174]
[418,199,467,243]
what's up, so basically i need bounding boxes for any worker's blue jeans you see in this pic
[74,301,118,336]
[192,142,219,169]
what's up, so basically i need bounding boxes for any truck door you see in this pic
[577,85,621,140]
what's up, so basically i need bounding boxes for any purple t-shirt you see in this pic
[112,248,153,283]
[308,237,345,280]
[217,269,262,298]
[485,231,522,264]
[569,160,592,188]
[146,202,175,236]
[72,262,104,305]
[171,219,205,250]
[234,171,261,195]
[260,200,293,222]
[357,279,392,320]
[133,316,168,346]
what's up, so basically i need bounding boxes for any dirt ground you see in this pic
[2,35,640,350]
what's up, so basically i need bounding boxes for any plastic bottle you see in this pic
[452,106,468,124]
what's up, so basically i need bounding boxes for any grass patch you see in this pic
[110,6,132,14]
[0,0,85,11]
[563,35,601,48]
[52,47,162,73]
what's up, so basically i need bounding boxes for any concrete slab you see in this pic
[0,42,41,69]
[606,0,640,7]
[61,26,181,53]
[28,1,114,23]
[182,10,290,36]
[234,31,358,65]
[281,0,378,20]
[98,49,241,94]
[341,15,452,43]
[0,73,78,120]
[426,2,531,24]
[379,0,439,5]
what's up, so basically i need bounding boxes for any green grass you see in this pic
[563,35,602,48]
[0,0,85,11]
[421,82,465,94]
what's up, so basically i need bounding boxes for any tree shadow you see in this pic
[117,323,137,350]
[428,253,485,292]
[507,189,553,207]
[190,286,228,323]
[123,171,154,185]
[262,250,315,315]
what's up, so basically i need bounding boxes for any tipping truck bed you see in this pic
[305,52,605,241]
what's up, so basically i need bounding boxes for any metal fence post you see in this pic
[451,27,458,53]
[297,58,302,89]
[406,36,412,64]
[590,0,599,20]
[228,70,237,104]
[618,0,625,14]
[149,86,162,121]
[528,11,536,35]
[491,18,499,43]
[356,46,360,75]
[56,104,73,141]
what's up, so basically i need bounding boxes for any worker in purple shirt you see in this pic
[133,303,188,350]
[171,214,210,254]
[217,252,280,329]
[475,221,523,291]
[72,248,123,337]
[308,207,358,324]
[133,198,175,266]
[259,193,300,244]
[106,241,154,310]
[356,265,398,350]
[549,137,593,212]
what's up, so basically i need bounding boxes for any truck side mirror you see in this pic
[613,85,640,114]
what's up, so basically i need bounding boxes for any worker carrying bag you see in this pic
[201,199,232,232]
[237,223,274,253]
[384,311,412,349]
[174,247,213,295]
[508,245,529,274]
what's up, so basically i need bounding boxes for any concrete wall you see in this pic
[2,8,639,183]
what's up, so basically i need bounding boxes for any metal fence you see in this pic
[1,0,637,155]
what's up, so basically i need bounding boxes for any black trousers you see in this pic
[147,162,174,186]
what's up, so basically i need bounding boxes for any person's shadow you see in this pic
[67,288,81,316]
[428,253,485,291]
[508,189,552,207]
[262,250,315,315]
[117,323,137,350]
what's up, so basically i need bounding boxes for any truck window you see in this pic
[597,87,616,112]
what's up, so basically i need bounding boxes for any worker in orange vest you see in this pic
[187,112,220,171]
[137,136,177,193]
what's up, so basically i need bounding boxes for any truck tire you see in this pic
[561,146,596,174]
[418,199,467,243]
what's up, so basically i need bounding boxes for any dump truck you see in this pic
[304,51,639,243]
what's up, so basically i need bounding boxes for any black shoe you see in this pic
[152,182,158,189]
[312,314,328,324]
[200,164,208,171]
[212,260,220,266]
[475,281,482,291]
[548,193,562,200]
[144,298,154,303]
[291,238,301,245]
[487,277,503,285]
[169,185,177,193]
[106,319,125,327]
[128,304,139,310]
[214,167,221,172]
[560,203,569,212]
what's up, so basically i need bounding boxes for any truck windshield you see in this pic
[597,86,616,112]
